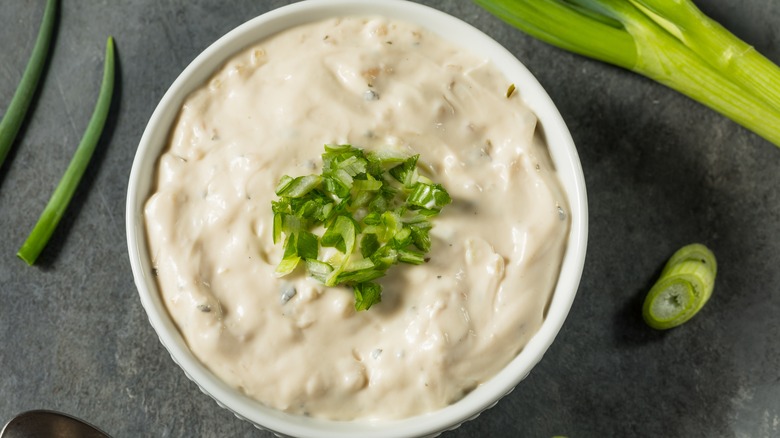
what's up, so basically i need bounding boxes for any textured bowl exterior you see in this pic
[126,1,588,437]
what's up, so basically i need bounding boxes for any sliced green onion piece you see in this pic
[366,151,406,175]
[272,212,283,244]
[0,0,58,168]
[354,282,382,311]
[352,178,382,191]
[397,248,426,265]
[305,259,333,283]
[407,183,452,211]
[337,268,385,286]
[321,215,356,252]
[17,36,115,265]
[360,233,380,258]
[323,216,357,286]
[275,233,301,276]
[409,222,433,252]
[275,227,322,276]
[389,155,419,187]
[378,211,402,242]
[642,243,717,330]
[276,175,322,198]
[391,226,412,248]
[337,155,367,177]
[296,230,319,260]
[369,245,398,269]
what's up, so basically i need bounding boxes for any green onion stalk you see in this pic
[474,0,780,148]
[0,0,58,168]
[17,37,116,265]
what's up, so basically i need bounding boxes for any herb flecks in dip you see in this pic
[144,17,570,420]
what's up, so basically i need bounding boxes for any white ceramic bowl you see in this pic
[126,1,588,437]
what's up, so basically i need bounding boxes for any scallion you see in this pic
[0,0,58,168]
[474,0,780,148]
[17,36,116,265]
[642,243,717,330]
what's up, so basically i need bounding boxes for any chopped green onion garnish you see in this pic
[642,243,717,330]
[354,282,382,312]
[276,175,323,198]
[388,154,419,187]
[475,0,780,148]
[0,0,58,169]
[296,230,319,260]
[275,233,302,276]
[17,36,116,265]
[407,182,452,211]
[271,144,452,310]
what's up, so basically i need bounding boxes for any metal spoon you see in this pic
[1,410,110,438]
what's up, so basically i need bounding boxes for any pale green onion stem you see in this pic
[475,0,637,68]
[642,243,717,330]
[0,0,58,168]
[475,0,780,148]
[632,0,780,111]
[17,36,116,265]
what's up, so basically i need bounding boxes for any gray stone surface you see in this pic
[1,1,778,437]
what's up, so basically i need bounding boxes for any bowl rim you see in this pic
[126,1,588,437]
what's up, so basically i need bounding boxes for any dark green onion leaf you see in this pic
[642,243,717,330]
[17,36,115,265]
[321,215,356,252]
[368,188,395,213]
[360,233,380,258]
[354,282,382,311]
[407,183,452,211]
[323,174,351,198]
[391,226,413,248]
[275,233,301,276]
[362,212,381,225]
[296,230,319,260]
[389,154,419,187]
[0,0,58,169]
[409,223,432,252]
[337,155,367,177]
[397,248,426,265]
[271,198,290,214]
[337,267,386,284]
[369,245,398,269]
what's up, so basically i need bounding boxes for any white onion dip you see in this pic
[144,16,570,420]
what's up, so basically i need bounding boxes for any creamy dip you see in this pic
[144,17,570,420]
